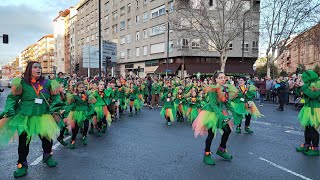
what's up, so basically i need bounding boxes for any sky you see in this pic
[0,0,79,64]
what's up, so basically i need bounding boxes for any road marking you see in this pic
[285,130,304,136]
[251,120,271,126]
[259,157,312,180]
[30,136,71,166]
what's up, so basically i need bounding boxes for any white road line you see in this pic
[251,120,272,126]
[259,157,312,180]
[30,136,71,166]
[285,130,304,136]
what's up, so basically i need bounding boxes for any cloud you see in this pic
[0,0,78,64]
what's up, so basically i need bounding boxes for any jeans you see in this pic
[260,94,265,104]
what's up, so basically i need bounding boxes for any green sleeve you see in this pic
[301,85,320,99]
[208,92,229,121]
[1,92,20,117]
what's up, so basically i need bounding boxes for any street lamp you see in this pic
[241,9,251,65]
[166,9,170,79]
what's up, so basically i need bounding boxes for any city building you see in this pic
[53,7,78,74]
[37,34,55,74]
[74,0,260,77]
[276,23,320,73]
[19,43,38,70]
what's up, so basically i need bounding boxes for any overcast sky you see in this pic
[0,0,78,64]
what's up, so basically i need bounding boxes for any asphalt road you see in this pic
[0,87,319,180]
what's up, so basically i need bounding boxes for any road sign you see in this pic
[102,40,117,62]
[82,46,99,68]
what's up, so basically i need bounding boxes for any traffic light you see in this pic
[2,34,8,44]
[75,63,80,73]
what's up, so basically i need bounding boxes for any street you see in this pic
[0,87,319,180]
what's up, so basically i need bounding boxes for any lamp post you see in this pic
[241,10,251,65]
[166,9,170,79]
[98,0,102,78]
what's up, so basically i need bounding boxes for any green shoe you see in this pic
[167,122,171,126]
[13,164,28,178]
[303,147,319,156]
[216,147,233,160]
[236,127,241,133]
[245,127,253,134]
[296,144,309,152]
[88,128,94,134]
[102,125,107,133]
[82,136,88,145]
[64,129,69,135]
[57,137,68,146]
[203,153,215,165]
[97,130,102,137]
[69,141,76,149]
[43,156,58,167]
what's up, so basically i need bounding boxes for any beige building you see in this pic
[19,43,38,70]
[74,0,260,77]
[277,23,320,74]
[53,7,78,74]
[37,34,55,74]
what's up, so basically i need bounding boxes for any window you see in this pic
[126,34,131,43]
[145,60,158,67]
[143,12,148,22]
[150,24,165,36]
[112,10,118,20]
[90,23,94,29]
[127,3,131,13]
[120,36,126,44]
[143,46,148,55]
[143,29,148,39]
[242,41,249,52]
[136,47,140,57]
[150,42,165,54]
[112,24,118,33]
[144,0,147,5]
[169,40,173,52]
[224,42,231,50]
[120,6,125,16]
[127,49,131,58]
[135,15,140,25]
[136,0,139,9]
[105,15,109,24]
[136,31,140,41]
[169,2,174,13]
[120,51,125,59]
[86,36,89,42]
[91,34,95,41]
[191,39,200,49]
[120,21,125,30]
[151,5,166,19]
[96,33,98,40]
[127,18,131,28]
[181,39,189,49]
[252,41,258,50]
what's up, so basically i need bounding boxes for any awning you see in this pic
[225,63,254,74]
[185,63,220,75]
[155,63,181,74]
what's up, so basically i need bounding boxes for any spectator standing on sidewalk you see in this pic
[284,77,290,105]
[276,76,286,111]
[256,77,266,106]
[265,76,273,101]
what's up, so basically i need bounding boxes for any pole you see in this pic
[166,10,169,79]
[98,0,102,78]
[88,46,90,77]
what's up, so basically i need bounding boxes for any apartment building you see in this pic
[53,7,77,74]
[37,34,55,74]
[277,23,320,73]
[19,43,38,70]
[75,0,260,77]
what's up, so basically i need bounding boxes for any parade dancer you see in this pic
[232,77,263,134]
[160,91,176,126]
[92,81,112,136]
[105,80,117,121]
[192,71,239,165]
[151,79,161,109]
[174,87,187,122]
[67,81,95,149]
[186,89,201,124]
[128,83,140,116]
[117,80,127,118]
[0,62,62,178]
[296,70,320,156]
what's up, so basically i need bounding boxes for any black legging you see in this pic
[18,132,52,164]
[58,125,67,139]
[205,125,232,152]
[97,116,107,129]
[237,114,251,128]
[71,120,89,141]
[305,125,319,147]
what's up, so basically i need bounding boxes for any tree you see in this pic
[261,0,320,77]
[174,0,259,72]
[314,64,320,76]
[255,63,278,78]
[279,70,288,77]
